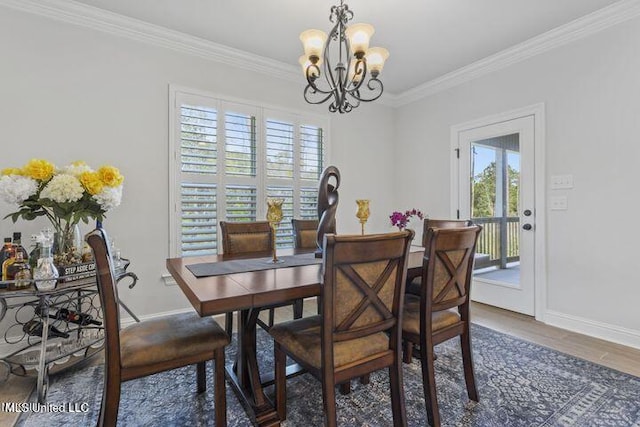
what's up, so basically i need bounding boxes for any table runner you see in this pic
[186,252,322,278]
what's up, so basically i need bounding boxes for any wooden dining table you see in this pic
[166,246,425,426]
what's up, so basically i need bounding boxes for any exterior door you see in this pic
[455,115,536,315]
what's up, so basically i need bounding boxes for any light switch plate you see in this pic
[550,196,568,210]
[551,175,574,189]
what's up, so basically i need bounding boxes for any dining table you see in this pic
[166,246,425,426]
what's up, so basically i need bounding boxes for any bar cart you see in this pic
[0,259,138,403]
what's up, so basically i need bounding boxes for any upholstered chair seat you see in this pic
[402,294,461,336]
[269,316,390,370]
[119,313,230,370]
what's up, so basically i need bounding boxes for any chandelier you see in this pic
[299,0,389,113]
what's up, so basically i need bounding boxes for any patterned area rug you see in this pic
[16,324,640,426]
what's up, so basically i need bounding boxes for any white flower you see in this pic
[93,185,122,211]
[40,174,84,203]
[63,162,92,177]
[0,175,38,204]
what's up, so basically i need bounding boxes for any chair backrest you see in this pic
[321,231,414,364]
[86,228,122,370]
[422,226,482,313]
[291,219,319,250]
[422,218,473,248]
[219,221,273,255]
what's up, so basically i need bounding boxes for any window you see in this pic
[170,89,327,257]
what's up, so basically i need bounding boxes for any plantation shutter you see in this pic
[225,112,256,177]
[225,185,257,222]
[171,90,327,257]
[300,188,318,220]
[266,120,294,179]
[179,103,218,256]
[300,125,323,181]
[299,124,323,221]
[181,183,217,256]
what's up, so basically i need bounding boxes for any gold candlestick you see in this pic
[266,198,284,263]
[356,199,370,235]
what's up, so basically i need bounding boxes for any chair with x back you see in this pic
[405,219,473,296]
[269,230,414,426]
[402,225,482,427]
[87,228,229,426]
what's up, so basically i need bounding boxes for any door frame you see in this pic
[450,103,546,321]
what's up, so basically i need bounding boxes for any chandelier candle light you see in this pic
[266,198,284,264]
[355,199,370,235]
[299,0,389,113]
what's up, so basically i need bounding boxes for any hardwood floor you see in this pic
[1,300,638,426]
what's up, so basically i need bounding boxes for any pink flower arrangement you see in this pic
[389,208,424,230]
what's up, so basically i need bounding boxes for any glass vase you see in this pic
[53,223,82,266]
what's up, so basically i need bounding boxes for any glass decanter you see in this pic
[33,230,59,291]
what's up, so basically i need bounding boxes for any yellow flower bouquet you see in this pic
[0,159,124,261]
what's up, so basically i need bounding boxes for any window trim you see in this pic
[168,84,330,257]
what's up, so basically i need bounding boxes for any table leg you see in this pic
[226,308,280,427]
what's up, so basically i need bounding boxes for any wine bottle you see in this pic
[51,308,101,326]
[23,319,70,339]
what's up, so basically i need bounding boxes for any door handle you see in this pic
[522,223,532,231]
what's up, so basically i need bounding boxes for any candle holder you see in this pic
[356,199,370,235]
[266,198,285,263]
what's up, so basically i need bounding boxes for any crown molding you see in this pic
[2,0,638,109]
[391,0,640,107]
[0,0,301,81]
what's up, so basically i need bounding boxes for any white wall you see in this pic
[395,17,640,346]
[0,7,396,319]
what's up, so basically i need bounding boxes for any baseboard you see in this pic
[545,310,640,350]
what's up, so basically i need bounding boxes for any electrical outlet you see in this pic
[550,196,568,210]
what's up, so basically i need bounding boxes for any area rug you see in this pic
[16,324,640,426]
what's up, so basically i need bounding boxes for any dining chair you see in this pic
[269,230,414,427]
[219,220,298,333]
[402,225,482,427]
[290,218,319,319]
[406,219,473,296]
[87,228,229,427]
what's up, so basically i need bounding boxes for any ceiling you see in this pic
[71,0,620,95]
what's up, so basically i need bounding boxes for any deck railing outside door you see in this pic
[472,216,520,269]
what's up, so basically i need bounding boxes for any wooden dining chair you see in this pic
[290,218,319,318]
[402,225,482,427]
[87,228,229,427]
[406,219,473,296]
[219,220,273,335]
[269,230,414,427]
[219,220,299,333]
